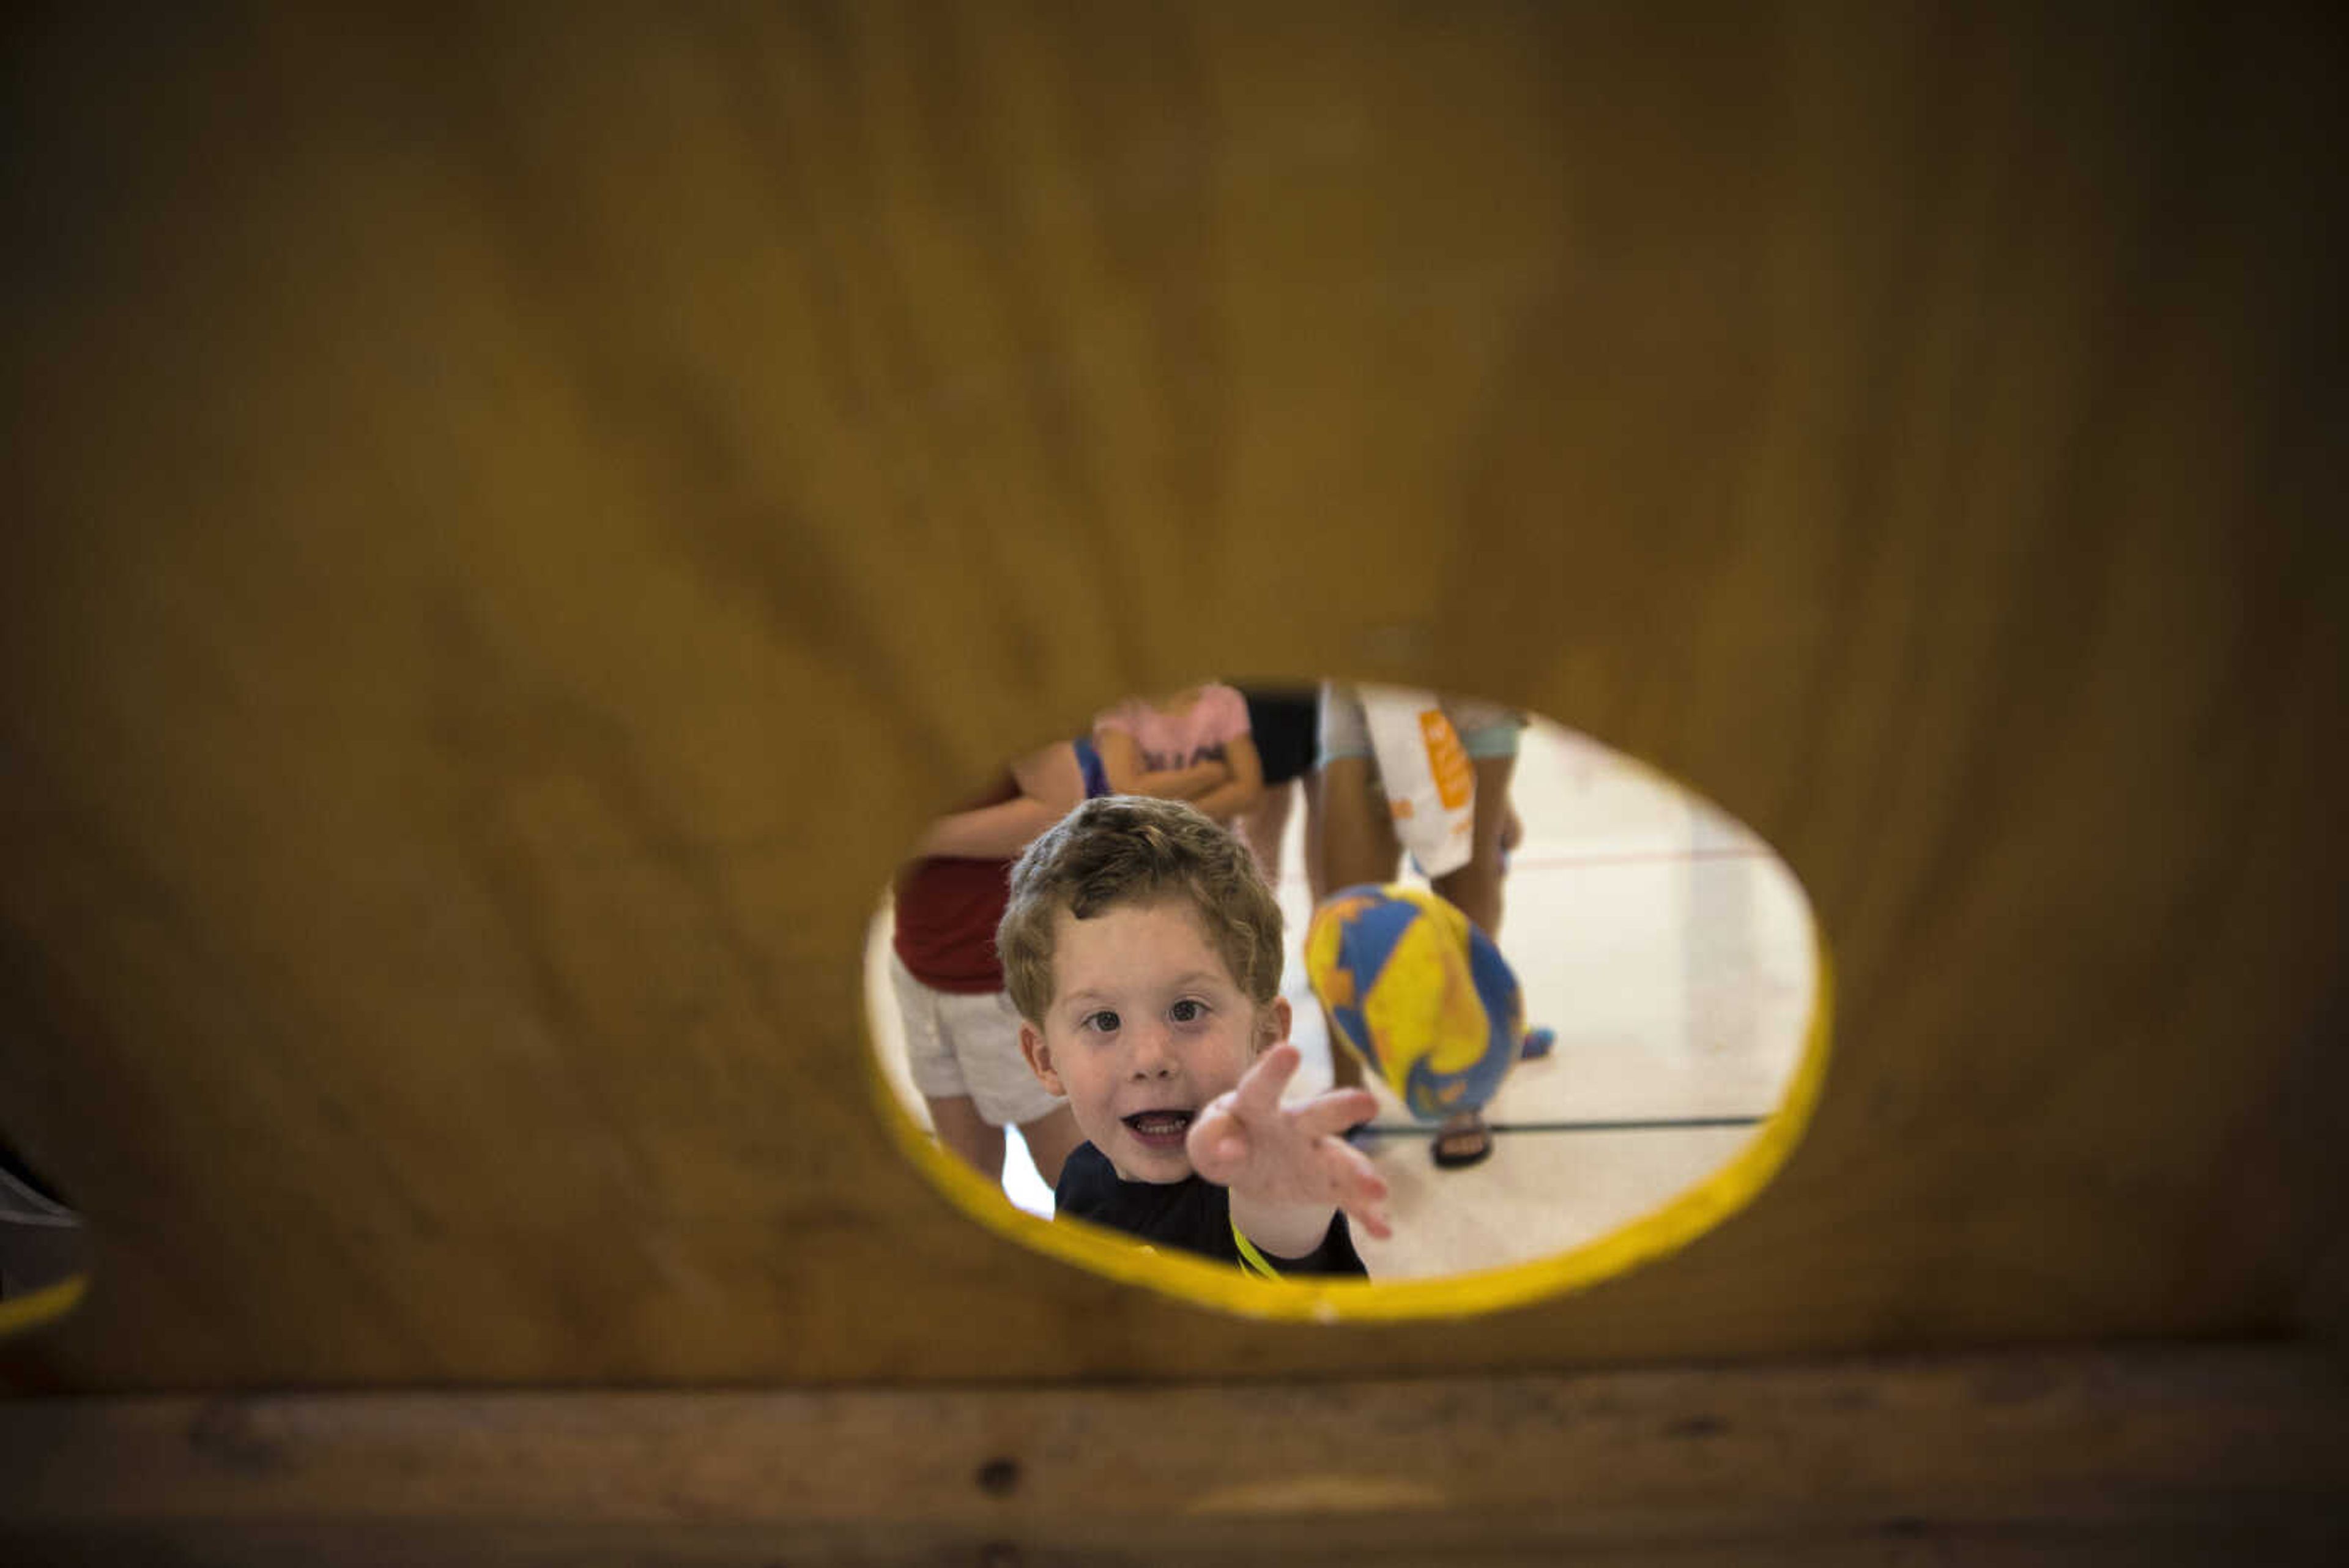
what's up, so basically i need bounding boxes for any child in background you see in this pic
[997,796,1389,1277]
[891,743,1089,1189]
[1091,684,1264,828]
[1231,684,1323,889]
[1313,683,1529,1167]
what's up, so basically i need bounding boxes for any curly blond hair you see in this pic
[998,795,1284,1024]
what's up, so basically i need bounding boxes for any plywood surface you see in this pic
[2,2,2345,1391]
[3,1347,2345,1564]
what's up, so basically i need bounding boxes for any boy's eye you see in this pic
[1082,1009,1121,1034]
[1169,998,1207,1024]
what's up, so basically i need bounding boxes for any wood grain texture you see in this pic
[1,0,2345,1391]
[2,1346,2344,1564]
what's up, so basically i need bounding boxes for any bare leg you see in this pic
[1300,767,1327,903]
[1234,777,1296,882]
[1431,754,1518,939]
[1427,756,1518,1167]
[923,1094,1006,1183]
[1317,756,1404,893]
[1015,1104,1085,1189]
[1315,756,1401,1091]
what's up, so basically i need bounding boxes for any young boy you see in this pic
[996,795,1391,1277]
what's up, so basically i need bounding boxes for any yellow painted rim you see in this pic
[0,1271,89,1340]
[870,920,1836,1323]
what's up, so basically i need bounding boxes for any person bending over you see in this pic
[1091,685,1264,827]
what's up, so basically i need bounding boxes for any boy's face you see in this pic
[1019,896,1288,1183]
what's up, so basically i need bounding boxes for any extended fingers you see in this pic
[1185,1098,1249,1182]
[1323,1142,1392,1240]
[1236,1041,1302,1117]
[1293,1087,1379,1142]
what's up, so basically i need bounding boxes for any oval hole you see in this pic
[864,682,1828,1320]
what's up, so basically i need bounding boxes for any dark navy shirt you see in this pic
[1054,1142,1368,1278]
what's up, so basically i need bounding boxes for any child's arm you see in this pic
[1094,727,1230,801]
[1177,732,1265,823]
[1187,1043,1391,1257]
[911,743,1083,860]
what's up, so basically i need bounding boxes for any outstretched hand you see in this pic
[1186,1043,1392,1243]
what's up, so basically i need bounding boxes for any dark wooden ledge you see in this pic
[4,1342,2343,1564]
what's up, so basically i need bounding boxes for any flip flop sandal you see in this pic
[1431,1122,1493,1169]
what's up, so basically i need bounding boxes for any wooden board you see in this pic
[3,1346,2345,1564]
[2,0,2346,1394]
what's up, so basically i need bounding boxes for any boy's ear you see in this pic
[1019,1021,1064,1095]
[1255,996,1293,1055]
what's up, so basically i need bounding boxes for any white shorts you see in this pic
[888,954,1065,1128]
[1318,683,1526,765]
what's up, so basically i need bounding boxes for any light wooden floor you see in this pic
[866,715,1816,1281]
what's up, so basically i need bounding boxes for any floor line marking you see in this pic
[1361,1114,1768,1137]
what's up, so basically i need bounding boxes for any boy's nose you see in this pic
[1127,1025,1178,1077]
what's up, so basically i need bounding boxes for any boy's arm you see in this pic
[1187,1044,1390,1258]
[1179,732,1265,822]
[1095,727,1230,801]
[911,743,1083,860]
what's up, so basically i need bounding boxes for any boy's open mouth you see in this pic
[1122,1110,1193,1147]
